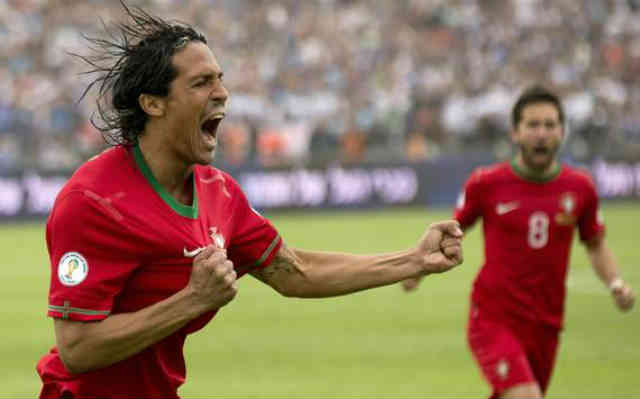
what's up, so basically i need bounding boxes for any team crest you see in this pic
[496,359,510,380]
[555,192,577,225]
[57,252,89,286]
[183,227,226,258]
[209,227,225,249]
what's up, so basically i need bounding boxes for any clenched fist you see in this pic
[611,279,635,312]
[187,245,237,312]
[416,220,464,274]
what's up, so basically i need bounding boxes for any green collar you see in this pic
[510,157,562,183]
[133,144,198,219]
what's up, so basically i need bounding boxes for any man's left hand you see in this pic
[416,220,464,274]
[611,279,635,312]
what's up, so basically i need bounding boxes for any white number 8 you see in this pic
[528,212,549,249]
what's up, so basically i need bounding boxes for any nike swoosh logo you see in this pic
[183,247,205,258]
[496,202,519,215]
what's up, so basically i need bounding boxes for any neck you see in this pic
[513,153,560,182]
[137,135,193,199]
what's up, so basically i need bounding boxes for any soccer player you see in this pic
[403,86,635,398]
[36,3,463,398]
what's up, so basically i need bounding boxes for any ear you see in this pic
[138,94,166,117]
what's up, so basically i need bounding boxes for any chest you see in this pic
[116,195,236,307]
[483,183,584,243]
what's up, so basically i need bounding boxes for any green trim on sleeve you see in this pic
[252,235,281,268]
[49,304,110,319]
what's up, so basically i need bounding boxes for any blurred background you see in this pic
[1,0,640,218]
[1,1,639,397]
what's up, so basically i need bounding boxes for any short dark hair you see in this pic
[75,1,207,146]
[511,85,564,129]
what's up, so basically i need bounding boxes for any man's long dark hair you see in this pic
[75,1,206,145]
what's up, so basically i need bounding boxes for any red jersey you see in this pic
[37,145,282,398]
[454,161,604,328]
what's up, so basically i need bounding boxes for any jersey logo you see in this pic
[496,359,510,380]
[57,252,89,286]
[555,192,577,225]
[496,201,519,215]
[560,192,576,212]
[183,227,226,258]
[183,247,205,258]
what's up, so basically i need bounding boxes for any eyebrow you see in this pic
[190,71,224,82]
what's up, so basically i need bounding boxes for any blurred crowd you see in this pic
[2,0,640,172]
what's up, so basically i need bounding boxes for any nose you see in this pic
[209,81,228,106]
[533,127,544,138]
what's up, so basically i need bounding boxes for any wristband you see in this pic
[609,278,624,292]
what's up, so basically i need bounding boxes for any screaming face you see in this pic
[512,102,564,174]
[162,41,229,166]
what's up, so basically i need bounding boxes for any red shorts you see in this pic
[467,304,559,397]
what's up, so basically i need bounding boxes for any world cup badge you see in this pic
[58,252,89,286]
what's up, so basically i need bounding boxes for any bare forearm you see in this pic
[292,249,423,297]
[586,237,635,311]
[56,288,204,374]
[254,245,422,298]
[586,239,620,286]
[253,222,463,299]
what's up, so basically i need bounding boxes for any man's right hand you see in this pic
[187,245,237,312]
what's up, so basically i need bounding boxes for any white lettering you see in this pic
[328,167,372,205]
[241,166,420,208]
[592,160,635,197]
[0,178,23,215]
[293,169,326,206]
[242,172,293,208]
[23,173,67,214]
[372,168,418,203]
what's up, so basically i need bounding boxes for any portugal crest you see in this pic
[183,226,226,258]
[209,227,225,249]
[555,192,577,225]
[496,359,510,380]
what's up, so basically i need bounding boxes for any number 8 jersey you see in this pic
[454,160,604,328]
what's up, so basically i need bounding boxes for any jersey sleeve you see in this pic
[46,190,140,321]
[577,174,605,242]
[225,180,282,275]
[453,169,484,229]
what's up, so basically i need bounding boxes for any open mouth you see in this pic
[201,115,224,137]
[200,113,225,149]
[533,146,549,155]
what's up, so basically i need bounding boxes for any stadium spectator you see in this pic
[403,86,635,398]
[2,0,640,170]
[36,4,463,398]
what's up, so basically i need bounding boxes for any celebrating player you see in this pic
[36,3,463,398]
[403,86,635,398]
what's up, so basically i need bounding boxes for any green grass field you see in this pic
[1,203,639,397]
